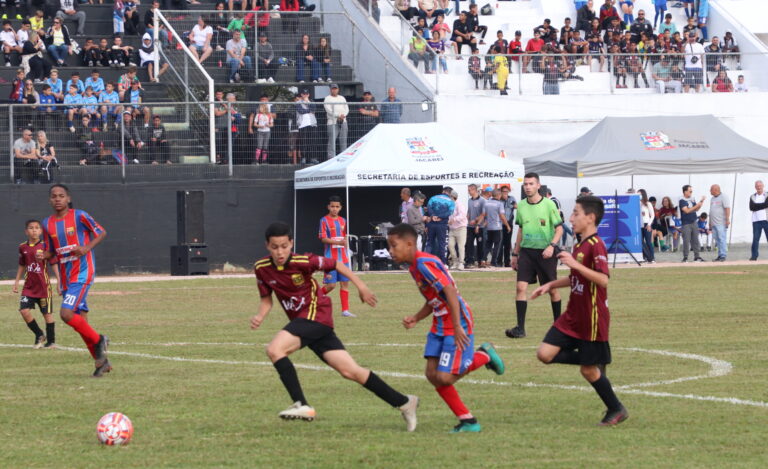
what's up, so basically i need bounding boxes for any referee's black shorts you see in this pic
[283,318,345,361]
[517,247,557,285]
[543,326,612,365]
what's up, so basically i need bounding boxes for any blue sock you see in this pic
[67,120,73,127]
[685,7,690,18]
[701,26,708,40]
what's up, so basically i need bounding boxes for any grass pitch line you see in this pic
[2,342,765,409]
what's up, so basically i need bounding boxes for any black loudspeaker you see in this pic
[170,245,209,276]
[177,190,205,245]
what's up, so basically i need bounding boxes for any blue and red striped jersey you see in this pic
[408,251,474,337]
[318,215,349,263]
[43,209,105,289]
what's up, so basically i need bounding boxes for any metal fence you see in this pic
[2,101,433,184]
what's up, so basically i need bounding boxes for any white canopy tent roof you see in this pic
[293,123,524,250]
[295,123,524,189]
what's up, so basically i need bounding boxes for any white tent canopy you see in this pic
[294,123,524,189]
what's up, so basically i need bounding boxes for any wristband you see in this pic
[511,253,518,257]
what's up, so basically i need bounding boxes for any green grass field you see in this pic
[2,266,767,468]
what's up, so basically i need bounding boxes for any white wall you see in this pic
[435,92,768,242]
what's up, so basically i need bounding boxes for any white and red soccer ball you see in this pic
[96,412,133,446]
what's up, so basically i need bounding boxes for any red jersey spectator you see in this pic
[599,0,620,28]
[711,70,733,93]
[523,31,544,72]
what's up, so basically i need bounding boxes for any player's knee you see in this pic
[265,344,284,362]
[433,373,455,387]
[60,309,74,323]
[580,365,599,381]
[536,349,553,364]
[337,366,363,382]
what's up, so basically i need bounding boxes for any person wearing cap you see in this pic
[324,83,348,160]
[682,31,704,93]
[296,88,319,164]
[122,77,151,126]
[578,186,592,198]
[356,91,379,138]
[256,32,276,83]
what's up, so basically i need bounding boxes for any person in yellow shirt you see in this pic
[30,10,45,31]
[493,45,509,95]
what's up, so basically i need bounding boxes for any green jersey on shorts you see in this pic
[516,196,563,249]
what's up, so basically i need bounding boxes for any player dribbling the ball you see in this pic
[531,196,629,426]
[250,222,419,430]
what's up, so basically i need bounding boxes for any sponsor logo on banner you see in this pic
[640,131,675,151]
[405,137,443,162]
[341,139,366,157]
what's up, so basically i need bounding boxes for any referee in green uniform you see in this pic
[507,172,563,339]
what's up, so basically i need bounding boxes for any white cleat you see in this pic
[279,401,316,421]
[399,394,419,432]
[341,310,356,318]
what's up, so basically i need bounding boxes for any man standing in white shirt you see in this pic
[709,184,731,262]
[323,83,348,161]
[683,32,704,93]
[749,180,768,261]
[447,189,467,270]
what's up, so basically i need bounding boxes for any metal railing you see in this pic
[1,101,433,184]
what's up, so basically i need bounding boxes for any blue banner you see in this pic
[597,194,642,262]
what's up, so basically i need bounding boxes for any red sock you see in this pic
[467,350,490,373]
[340,289,349,311]
[85,343,97,359]
[67,314,100,347]
[436,385,472,419]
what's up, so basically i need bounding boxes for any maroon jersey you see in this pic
[18,240,52,298]
[255,253,337,328]
[554,234,610,342]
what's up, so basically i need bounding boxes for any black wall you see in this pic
[1,180,293,278]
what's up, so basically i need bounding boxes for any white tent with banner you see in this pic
[293,122,524,249]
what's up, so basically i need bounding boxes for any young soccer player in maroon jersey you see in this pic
[318,196,354,317]
[250,222,419,429]
[531,196,629,426]
[38,184,111,377]
[13,219,60,349]
[387,223,506,433]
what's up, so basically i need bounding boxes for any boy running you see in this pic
[318,196,354,318]
[13,220,59,349]
[251,222,419,430]
[39,184,111,377]
[532,196,628,426]
[387,223,505,433]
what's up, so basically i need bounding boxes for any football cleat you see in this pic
[33,334,46,349]
[399,395,419,432]
[479,342,505,375]
[450,420,482,433]
[279,402,316,421]
[95,335,109,367]
[505,326,526,339]
[341,310,356,318]
[44,342,57,349]
[598,406,629,426]
[93,359,112,378]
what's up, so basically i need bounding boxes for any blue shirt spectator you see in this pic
[381,88,402,123]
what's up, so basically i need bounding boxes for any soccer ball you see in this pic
[96,412,133,446]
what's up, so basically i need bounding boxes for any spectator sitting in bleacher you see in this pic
[66,71,84,94]
[408,28,431,72]
[17,19,30,43]
[317,36,333,82]
[630,10,653,44]
[566,29,588,60]
[120,111,145,164]
[76,115,101,165]
[735,74,748,92]
[80,38,100,67]
[123,0,141,36]
[98,82,122,130]
[603,16,623,45]
[722,30,740,70]
[110,35,134,68]
[658,12,676,35]
[431,13,450,42]
[417,0,443,26]
[599,0,620,28]
[19,78,38,129]
[140,33,168,82]
[21,31,50,83]
[451,11,477,58]
[82,86,101,125]
[225,29,251,83]
[145,1,169,47]
[256,32,276,83]
[535,18,558,43]
[149,115,172,165]
[45,68,63,101]
[559,17,574,46]
[37,84,57,129]
[508,30,522,71]
[36,130,57,183]
[576,0,596,35]
[468,48,482,89]
[295,33,320,83]
[30,9,45,32]
[483,53,494,89]
[522,30,544,72]
[209,1,231,52]
[189,16,213,64]
[55,0,85,37]
[610,43,627,88]
[395,0,418,22]
[427,30,446,74]
[123,78,151,126]
[415,17,430,39]
[467,4,487,45]
[653,55,680,93]
[117,65,137,99]
[705,35,724,76]
[1,20,22,66]
[63,84,85,132]
[587,28,605,71]
[490,30,507,55]
[85,69,105,97]
[626,42,648,87]
[682,16,700,43]
[711,70,733,93]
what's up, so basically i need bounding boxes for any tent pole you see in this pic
[729,173,737,247]
[345,183,351,270]
[293,187,297,251]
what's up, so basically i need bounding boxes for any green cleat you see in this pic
[479,342,505,375]
[450,421,482,433]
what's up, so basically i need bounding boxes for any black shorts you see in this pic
[19,295,51,315]
[542,326,612,365]
[684,68,703,86]
[283,318,345,361]
[517,247,557,285]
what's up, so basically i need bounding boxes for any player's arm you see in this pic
[334,262,377,307]
[72,230,106,258]
[403,301,433,329]
[511,225,524,269]
[251,294,273,330]
[12,265,24,293]
[500,206,511,231]
[442,284,470,350]
[320,236,344,246]
[557,250,609,288]
[49,263,62,296]
[530,276,570,300]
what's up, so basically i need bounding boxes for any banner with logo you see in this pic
[597,194,642,263]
